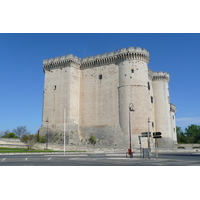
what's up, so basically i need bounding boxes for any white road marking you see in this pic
[48,157,51,160]
[25,158,28,161]
[2,158,6,161]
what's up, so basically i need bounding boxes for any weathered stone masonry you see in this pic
[40,47,177,148]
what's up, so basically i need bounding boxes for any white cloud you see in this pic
[176,117,200,128]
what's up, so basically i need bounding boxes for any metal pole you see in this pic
[64,108,66,156]
[129,103,134,158]
[129,109,132,158]
[46,117,48,150]
[147,117,150,159]
[155,138,158,159]
[138,136,142,158]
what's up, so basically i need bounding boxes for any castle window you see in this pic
[148,82,150,90]
[131,69,134,73]
[99,74,102,80]
[152,122,154,128]
[54,85,57,90]
[151,96,153,103]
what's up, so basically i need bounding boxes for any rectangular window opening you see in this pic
[148,82,150,90]
[99,74,102,80]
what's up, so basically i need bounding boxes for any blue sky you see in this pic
[0,33,200,134]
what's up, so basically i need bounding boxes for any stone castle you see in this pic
[40,47,177,148]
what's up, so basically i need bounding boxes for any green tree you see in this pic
[185,124,200,143]
[177,125,200,144]
[176,126,187,143]
[20,134,37,150]
[1,132,18,138]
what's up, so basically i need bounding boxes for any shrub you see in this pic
[39,136,46,143]
[89,136,96,146]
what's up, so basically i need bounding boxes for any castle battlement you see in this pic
[43,47,150,71]
[170,103,177,113]
[80,47,149,69]
[152,71,170,82]
[43,54,81,71]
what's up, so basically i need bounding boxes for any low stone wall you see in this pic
[174,143,200,149]
[0,138,26,148]
[0,138,23,144]
[1,138,200,153]
[0,138,128,152]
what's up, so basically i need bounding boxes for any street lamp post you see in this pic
[64,108,66,156]
[129,103,135,158]
[147,117,150,159]
[46,117,49,150]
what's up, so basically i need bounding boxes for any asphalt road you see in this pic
[1,152,200,166]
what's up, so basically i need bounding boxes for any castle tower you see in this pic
[42,55,81,144]
[117,47,151,148]
[152,72,173,147]
[170,103,177,144]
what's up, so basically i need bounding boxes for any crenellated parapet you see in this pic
[43,47,150,71]
[152,71,170,82]
[170,103,177,113]
[43,54,81,71]
[81,47,149,69]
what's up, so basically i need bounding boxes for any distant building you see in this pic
[40,47,177,148]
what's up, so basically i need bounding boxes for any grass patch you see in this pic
[0,147,86,153]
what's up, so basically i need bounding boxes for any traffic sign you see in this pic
[153,132,162,138]
[153,135,162,138]
[141,132,151,137]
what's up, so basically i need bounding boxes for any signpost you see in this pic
[141,131,151,159]
[140,131,162,159]
[153,132,162,159]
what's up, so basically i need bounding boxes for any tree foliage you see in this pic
[20,134,37,150]
[177,124,200,144]
[36,134,46,143]
[1,132,18,138]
